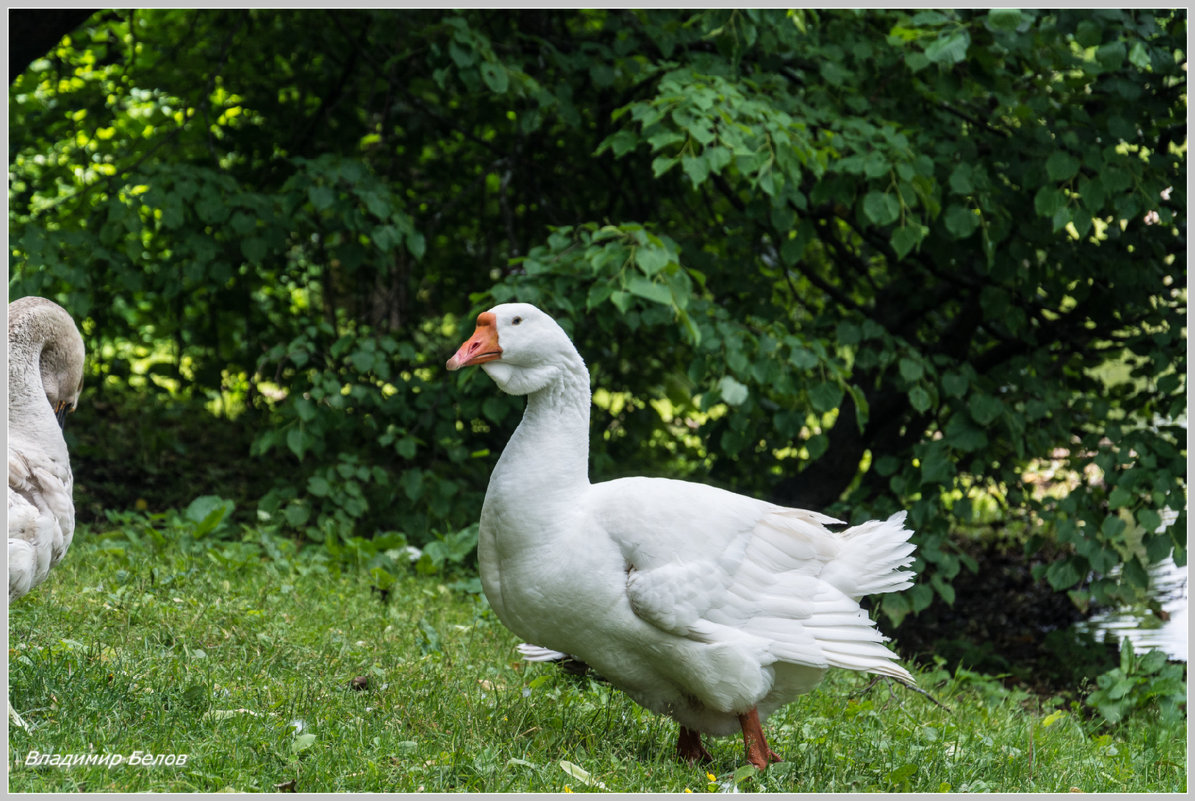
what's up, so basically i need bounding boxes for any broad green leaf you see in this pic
[634,246,671,277]
[920,444,953,484]
[681,154,710,186]
[651,156,677,177]
[308,185,335,211]
[890,223,927,258]
[291,733,317,754]
[948,163,974,194]
[836,321,862,345]
[1128,41,1151,71]
[479,62,509,93]
[1108,486,1133,509]
[808,381,843,412]
[969,393,1003,425]
[944,204,979,238]
[862,191,900,226]
[609,290,632,313]
[986,8,1022,31]
[942,372,968,398]
[625,274,672,306]
[908,386,931,412]
[719,375,749,406]
[1045,151,1081,182]
[924,31,970,64]
[1046,558,1082,590]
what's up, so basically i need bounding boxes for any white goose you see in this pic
[448,303,917,769]
[8,296,85,602]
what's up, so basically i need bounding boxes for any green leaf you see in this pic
[908,386,931,412]
[398,469,423,502]
[731,764,759,784]
[890,224,926,258]
[920,444,953,484]
[681,154,710,186]
[291,733,317,755]
[634,246,671,277]
[602,130,639,158]
[862,191,900,226]
[1075,20,1103,48]
[948,163,974,194]
[651,156,677,177]
[609,290,632,314]
[625,275,672,306]
[1128,41,1151,71]
[930,573,956,605]
[924,31,970,65]
[808,381,843,413]
[396,436,418,460]
[944,413,988,452]
[479,62,509,93]
[1096,41,1126,71]
[308,185,335,211]
[482,396,508,423]
[1034,187,1064,217]
[986,8,1022,31]
[1108,486,1133,509]
[407,230,427,260]
[448,41,475,68]
[968,393,1003,425]
[1136,508,1163,533]
[286,426,309,460]
[944,204,979,238]
[1046,559,1082,590]
[719,375,749,406]
[942,372,969,398]
[1046,151,1081,182]
[908,583,934,612]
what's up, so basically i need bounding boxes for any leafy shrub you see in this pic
[1085,638,1186,726]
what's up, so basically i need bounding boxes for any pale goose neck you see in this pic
[7,300,82,453]
[500,358,592,494]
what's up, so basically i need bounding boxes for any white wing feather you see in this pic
[591,477,915,683]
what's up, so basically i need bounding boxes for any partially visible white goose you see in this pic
[447,302,917,769]
[8,296,85,603]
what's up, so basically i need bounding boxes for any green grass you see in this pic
[8,524,1187,793]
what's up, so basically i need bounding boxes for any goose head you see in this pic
[446,302,581,396]
[8,296,86,429]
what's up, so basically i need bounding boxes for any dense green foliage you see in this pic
[8,525,1187,792]
[8,9,1187,625]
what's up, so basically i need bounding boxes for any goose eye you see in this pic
[512,316,523,325]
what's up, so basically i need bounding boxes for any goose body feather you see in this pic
[8,296,85,602]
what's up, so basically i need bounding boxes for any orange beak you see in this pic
[446,311,502,371]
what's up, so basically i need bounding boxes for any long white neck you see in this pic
[492,358,592,501]
[8,333,68,464]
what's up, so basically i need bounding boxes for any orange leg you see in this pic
[738,708,782,770]
[676,726,713,764]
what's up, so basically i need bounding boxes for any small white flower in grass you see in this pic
[290,719,306,733]
[1161,186,1172,200]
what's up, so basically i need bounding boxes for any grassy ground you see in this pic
[7,523,1187,793]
